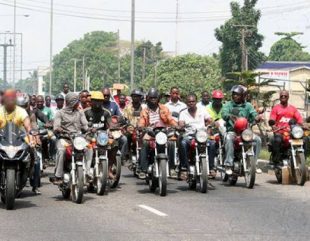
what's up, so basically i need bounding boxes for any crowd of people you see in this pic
[0,82,307,195]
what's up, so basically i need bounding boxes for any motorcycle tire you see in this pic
[149,174,157,193]
[62,188,71,199]
[71,166,84,204]
[97,160,108,195]
[110,156,121,189]
[5,169,16,210]
[294,152,307,186]
[245,156,256,189]
[275,168,282,184]
[188,178,196,190]
[228,175,238,186]
[199,157,208,193]
[158,158,167,197]
[221,172,228,182]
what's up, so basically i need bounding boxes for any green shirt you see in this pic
[38,106,53,127]
[222,101,257,132]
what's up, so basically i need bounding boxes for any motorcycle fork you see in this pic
[195,145,200,176]
[290,143,303,168]
[71,153,76,185]
[241,144,254,173]
[95,149,99,177]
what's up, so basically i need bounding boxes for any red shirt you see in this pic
[270,104,303,132]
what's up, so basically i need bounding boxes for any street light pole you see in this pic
[49,0,54,95]
[130,0,135,90]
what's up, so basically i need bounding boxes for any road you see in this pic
[0,167,310,241]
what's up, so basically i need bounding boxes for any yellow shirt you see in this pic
[0,106,29,129]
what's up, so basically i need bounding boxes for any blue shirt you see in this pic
[102,101,121,116]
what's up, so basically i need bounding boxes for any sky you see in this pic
[0,0,310,80]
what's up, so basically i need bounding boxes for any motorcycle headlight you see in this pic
[291,126,304,139]
[111,130,122,139]
[155,132,167,145]
[73,136,88,151]
[241,129,253,142]
[97,132,108,146]
[196,130,208,143]
[3,146,19,159]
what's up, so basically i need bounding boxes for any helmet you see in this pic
[147,87,159,98]
[90,91,104,100]
[231,85,245,95]
[16,93,29,107]
[55,94,64,100]
[234,117,248,134]
[131,89,143,96]
[212,90,224,99]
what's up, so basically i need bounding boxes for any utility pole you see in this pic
[13,0,16,87]
[0,42,14,84]
[233,24,255,72]
[142,47,146,82]
[130,0,135,90]
[82,55,85,89]
[49,0,54,95]
[117,29,121,83]
[175,0,179,56]
[73,58,77,92]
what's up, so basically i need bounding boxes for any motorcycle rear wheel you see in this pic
[293,152,307,186]
[199,157,208,193]
[62,188,71,199]
[244,156,256,189]
[110,156,121,189]
[158,158,167,196]
[71,166,84,204]
[97,160,108,195]
[228,175,238,185]
[5,169,16,210]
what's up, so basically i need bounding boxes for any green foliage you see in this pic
[268,32,310,61]
[143,54,221,96]
[215,0,265,75]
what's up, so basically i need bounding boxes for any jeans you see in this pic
[224,132,261,166]
[140,140,167,172]
[30,149,40,188]
[118,135,128,160]
[208,140,216,170]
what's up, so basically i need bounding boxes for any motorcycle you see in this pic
[167,127,180,178]
[127,126,142,177]
[218,117,257,188]
[146,126,169,196]
[56,132,88,204]
[268,120,308,186]
[0,123,46,210]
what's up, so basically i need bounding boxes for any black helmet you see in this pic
[231,85,245,95]
[147,87,159,98]
[55,93,64,100]
[16,93,29,108]
[131,89,143,96]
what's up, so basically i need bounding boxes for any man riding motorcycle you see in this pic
[221,85,262,175]
[50,92,89,184]
[138,87,177,179]
[269,90,304,164]
[165,86,186,121]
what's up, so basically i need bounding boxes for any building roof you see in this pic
[257,61,310,70]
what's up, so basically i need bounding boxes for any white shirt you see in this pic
[179,108,210,135]
[196,101,208,112]
[165,100,187,121]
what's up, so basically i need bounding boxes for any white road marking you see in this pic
[138,204,168,217]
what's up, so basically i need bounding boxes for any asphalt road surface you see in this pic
[0,167,309,241]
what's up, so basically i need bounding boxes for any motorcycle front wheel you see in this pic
[245,156,256,189]
[199,157,208,193]
[158,158,167,196]
[5,169,16,210]
[293,152,307,186]
[110,156,121,189]
[97,160,108,195]
[71,166,84,204]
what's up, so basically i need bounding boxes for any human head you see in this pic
[55,94,64,109]
[63,83,69,94]
[90,91,104,110]
[3,89,17,112]
[147,87,160,109]
[30,95,36,107]
[45,95,51,107]
[212,90,224,108]
[119,94,126,106]
[101,87,111,103]
[279,90,289,105]
[231,85,245,104]
[80,90,90,108]
[36,95,44,109]
[186,93,197,111]
[131,89,143,105]
[170,86,180,103]
[201,91,210,105]
[16,93,30,110]
[65,92,79,110]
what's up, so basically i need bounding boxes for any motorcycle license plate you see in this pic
[291,139,303,145]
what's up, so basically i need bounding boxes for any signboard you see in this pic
[256,69,290,88]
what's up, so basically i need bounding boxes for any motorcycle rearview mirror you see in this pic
[268,119,276,126]
[289,118,297,126]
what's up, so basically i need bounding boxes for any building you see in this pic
[256,61,310,116]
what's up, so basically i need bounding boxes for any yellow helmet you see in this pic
[90,91,104,100]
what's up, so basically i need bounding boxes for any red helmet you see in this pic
[234,117,248,134]
[212,90,224,99]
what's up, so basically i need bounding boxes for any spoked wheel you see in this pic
[199,157,208,193]
[71,166,84,204]
[293,152,307,186]
[244,156,256,189]
[97,160,108,195]
[110,155,121,189]
[158,158,167,196]
[5,169,16,210]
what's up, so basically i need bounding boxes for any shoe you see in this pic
[49,176,63,185]
[139,172,146,179]
[32,187,41,195]
[170,169,178,178]
[256,168,262,174]
[225,166,233,175]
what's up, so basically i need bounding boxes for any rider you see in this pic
[178,93,211,174]
[45,95,52,108]
[268,90,304,164]
[79,90,91,110]
[118,93,127,114]
[222,85,262,175]
[50,92,89,184]
[165,86,187,121]
[61,83,70,98]
[138,87,177,179]
[197,90,210,111]
[54,94,65,115]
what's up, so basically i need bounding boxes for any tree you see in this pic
[143,54,221,95]
[215,0,265,75]
[268,32,310,61]
[15,71,38,94]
